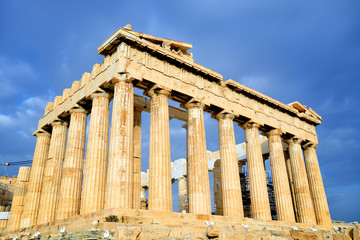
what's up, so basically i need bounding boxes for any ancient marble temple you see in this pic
[3,25,338,239]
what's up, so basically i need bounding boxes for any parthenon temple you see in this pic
[2,25,357,239]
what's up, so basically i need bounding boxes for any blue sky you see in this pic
[0,1,359,222]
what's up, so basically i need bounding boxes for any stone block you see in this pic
[139,226,171,239]
[333,233,352,240]
[290,229,324,240]
[115,226,141,240]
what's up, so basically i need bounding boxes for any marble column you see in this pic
[7,167,31,231]
[242,122,271,220]
[132,107,142,209]
[37,120,68,224]
[267,129,295,222]
[185,102,211,215]
[20,131,51,228]
[56,107,87,220]
[217,113,244,217]
[148,89,172,212]
[105,75,134,209]
[140,188,148,210]
[287,137,316,224]
[178,177,188,213]
[284,151,298,221]
[213,159,223,215]
[303,143,332,226]
[80,93,110,214]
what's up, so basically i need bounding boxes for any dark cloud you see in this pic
[0,0,359,222]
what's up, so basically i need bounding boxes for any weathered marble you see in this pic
[216,113,243,217]
[266,129,295,222]
[303,144,332,226]
[178,177,188,213]
[242,122,271,220]
[20,131,51,228]
[213,160,223,216]
[148,89,172,212]
[56,107,87,220]
[7,167,31,231]
[185,102,211,215]
[36,120,68,225]
[132,107,142,209]
[287,138,316,224]
[80,93,110,214]
[105,75,134,209]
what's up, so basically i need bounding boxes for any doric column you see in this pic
[140,188,148,210]
[37,120,68,224]
[56,107,87,220]
[284,151,298,221]
[7,167,31,231]
[132,107,142,209]
[266,129,295,222]
[185,102,211,215]
[303,143,332,225]
[148,88,172,212]
[216,113,244,217]
[242,122,271,220]
[287,137,316,224]
[105,75,134,209]
[80,92,110,214]
[213,159,223,215]
[178,177,188,213]
[20,131,51,228]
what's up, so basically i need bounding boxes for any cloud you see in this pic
[0,114,14,126]
[0,56,37,101]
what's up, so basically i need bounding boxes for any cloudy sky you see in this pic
[0,1,359,222]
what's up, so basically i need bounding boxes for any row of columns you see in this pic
[16,74,331,231]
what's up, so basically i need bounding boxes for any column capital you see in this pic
[69,106,88,115]
[302,142,318,150]
[286,137,302,145]
[215,112,235,121]
[51,119,68,127]
[264,128,282,137]
[34,130,51,137]
[112,72,134,84]
[90,92,110,100]
[239,121,260,130]
[144,85,171,98]
[183,101,205,110]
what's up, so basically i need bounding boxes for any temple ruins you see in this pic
[1,25,359,239]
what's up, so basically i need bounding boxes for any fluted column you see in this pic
[56,107,87,220]
[105,75,134,209]
[242,122,271,220]
[7,167,31,231]
[287,137,316,224]
[303,143,331,225]
[213,159,223,215]
[80,93,110,214]
[185,102,211,215]
[20,131,51,228]
[266,129,295,222]
[217,113,244,217]
[148,89,172,212]
[178,177,188,213]
[140,188,148,210]
[284,151,298,221]
[37,120,68,224]
[132,107,142,209]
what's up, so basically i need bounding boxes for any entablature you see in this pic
[36,26,321,144]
